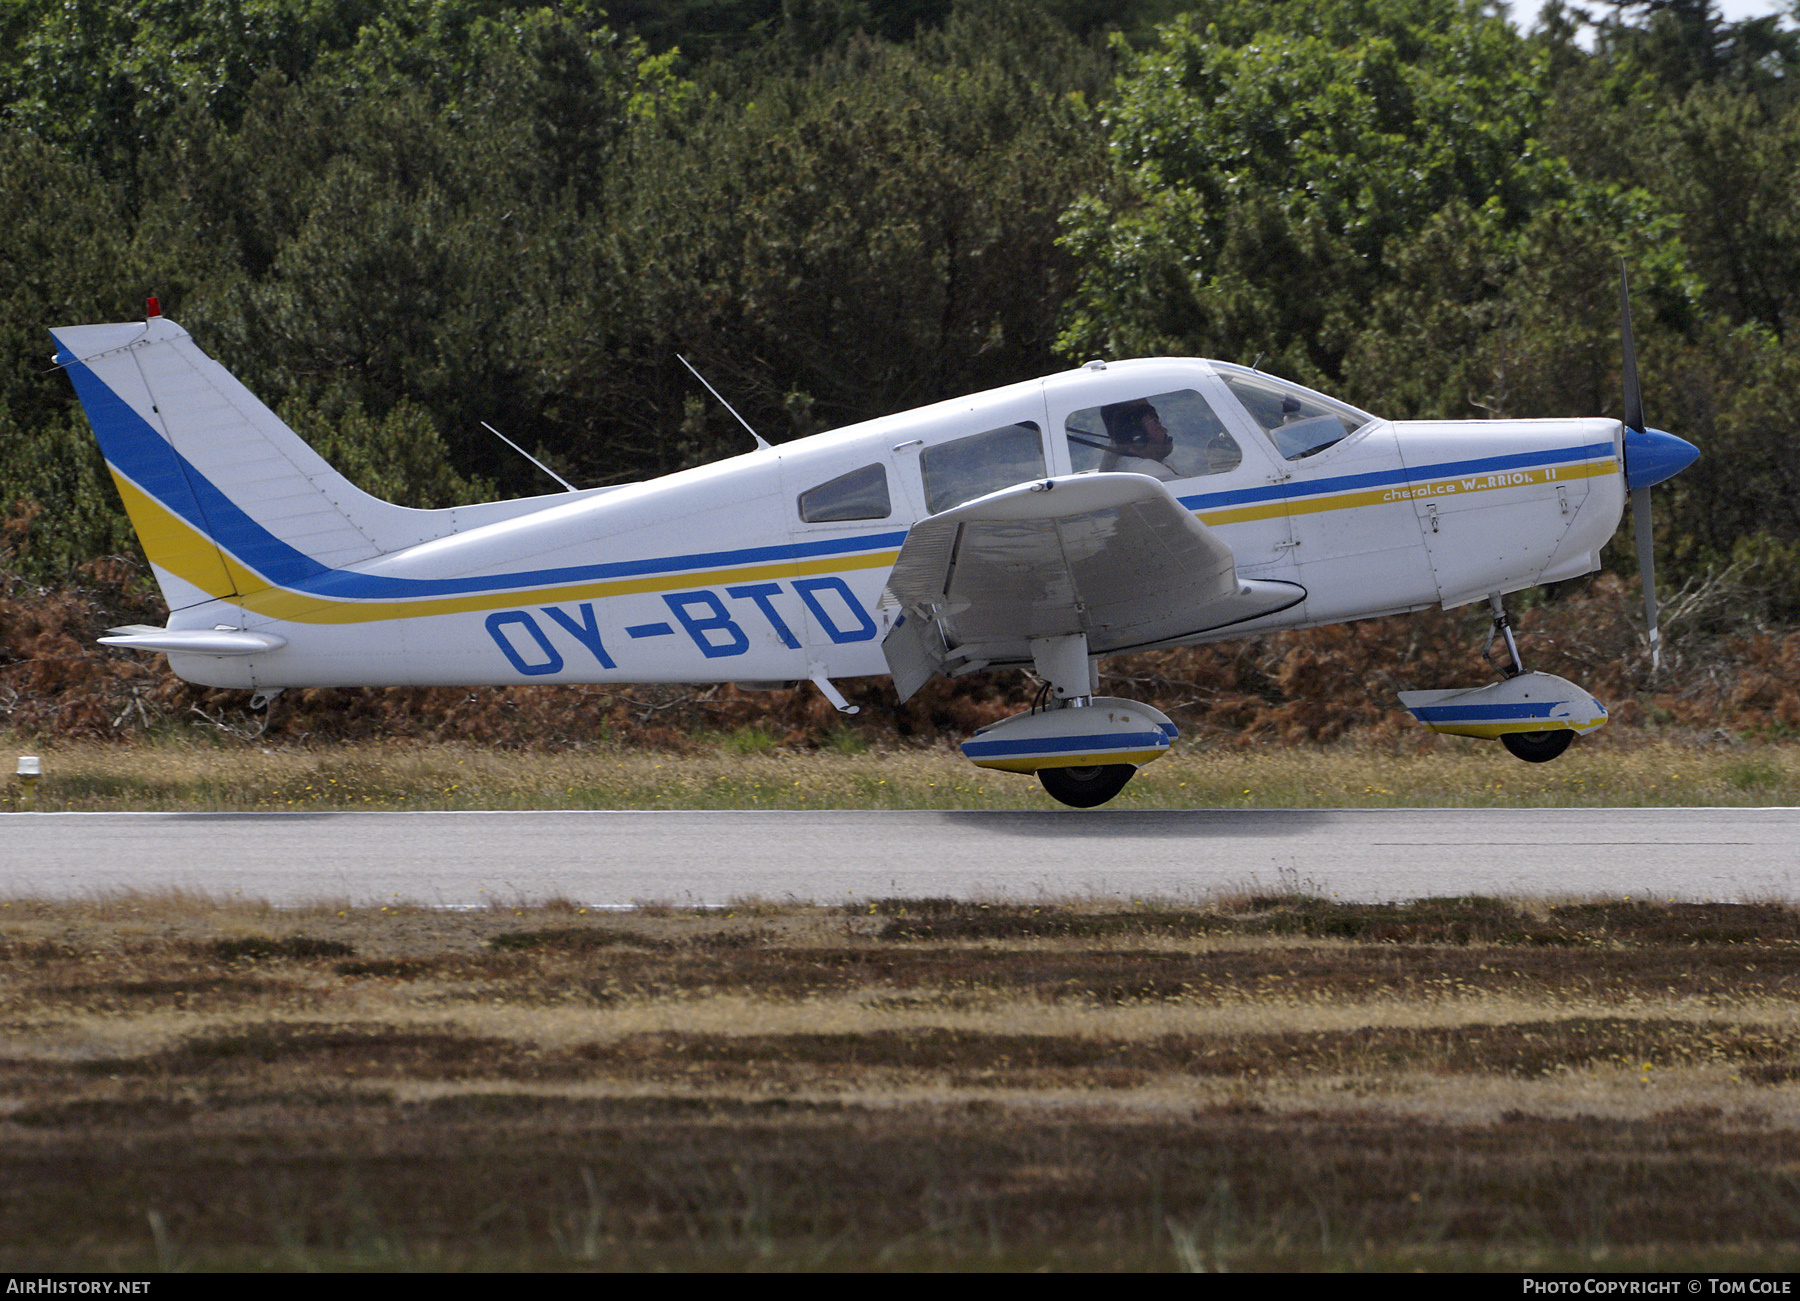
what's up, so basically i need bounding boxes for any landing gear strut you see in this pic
[1483,594,1524,678]
[955,634,1175,809]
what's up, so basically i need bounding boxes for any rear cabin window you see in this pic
[919,422,1046,516]
[798,463,892,523]
[1064,389,1242,479]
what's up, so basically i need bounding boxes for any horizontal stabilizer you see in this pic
[99,625,287,656]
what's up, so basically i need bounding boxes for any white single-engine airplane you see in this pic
[53,281,1696,807]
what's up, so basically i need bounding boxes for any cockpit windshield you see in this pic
[1214,365,1376,461]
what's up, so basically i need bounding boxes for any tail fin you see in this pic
[51,316,547,614]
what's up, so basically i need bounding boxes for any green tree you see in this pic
[0,131,150,576]
[1592,0,1800,101]
[122,6,658,492]
[1342,186,1695,422]
[1537,3,1800,341]
[1646,86,1800,341]
[577,0,1110,474]
[1058,0,1562,383]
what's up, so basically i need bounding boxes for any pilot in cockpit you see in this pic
[1099,398,1179,481]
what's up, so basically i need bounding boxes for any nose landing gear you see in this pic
[1397,594,1607,762]
[1483,593,1525,679]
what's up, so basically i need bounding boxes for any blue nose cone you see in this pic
[1624,426,1699,492]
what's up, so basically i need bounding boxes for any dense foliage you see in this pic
[4,0,1800,742]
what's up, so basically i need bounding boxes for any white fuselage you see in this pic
[150,358,1622,690]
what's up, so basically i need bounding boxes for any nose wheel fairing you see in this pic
[1398,592,1606,762]
[1398,671,1608,743]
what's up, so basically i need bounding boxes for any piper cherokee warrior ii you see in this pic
[52,276,1696,808]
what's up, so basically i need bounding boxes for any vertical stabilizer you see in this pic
[53,317,421,611]
[52,315,595,617]
[54,320,242,609]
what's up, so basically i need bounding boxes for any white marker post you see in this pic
[16,755,40,810]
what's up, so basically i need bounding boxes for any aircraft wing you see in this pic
[881,473,1304,700]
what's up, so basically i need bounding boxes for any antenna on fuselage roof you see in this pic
[1250,352,1266,373]
[480,421,577,493]
[678,355,773,451]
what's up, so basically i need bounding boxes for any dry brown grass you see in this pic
[9,558,1800,757]
[6,892,1800,1269]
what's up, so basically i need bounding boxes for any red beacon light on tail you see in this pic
[145,296,160,319]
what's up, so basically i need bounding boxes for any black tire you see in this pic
[1501,730,1575,763]
[1037,764,1135,808]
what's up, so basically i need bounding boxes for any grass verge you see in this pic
[7,733,1800,812]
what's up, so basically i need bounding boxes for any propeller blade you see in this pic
[1631,485,1660,672]
[1621,259,1679,671]
[1620,260,1645,435]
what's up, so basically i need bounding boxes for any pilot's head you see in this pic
[1101,398,1173,463]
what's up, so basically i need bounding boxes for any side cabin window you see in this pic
[798,463,892,523]
[1215,368,1374,461]
[1065,389,1242,482]
[919,422,1046,516]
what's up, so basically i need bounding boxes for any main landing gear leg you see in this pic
[1026,634,1138,807]
[1399,599,1602,763]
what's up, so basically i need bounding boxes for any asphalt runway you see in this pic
[2,806,1797,906]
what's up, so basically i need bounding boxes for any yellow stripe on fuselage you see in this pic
[111,468,240,599]
[116,470,900,624]
[1195,457,1618,527]
[232,549,902,625]
[112,453,1621,626]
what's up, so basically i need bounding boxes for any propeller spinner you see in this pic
[1617,263,1700,671]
